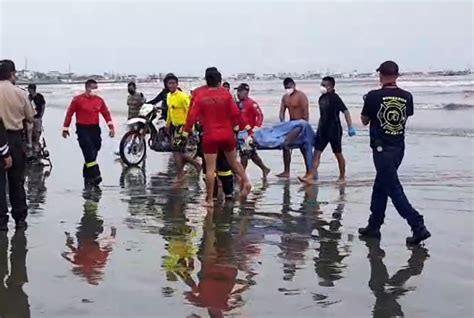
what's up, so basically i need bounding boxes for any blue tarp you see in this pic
[239,120,315,171]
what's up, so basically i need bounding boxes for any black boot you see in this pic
[406,225,431,245]
[358,225,381,238]
[91,165,102,186]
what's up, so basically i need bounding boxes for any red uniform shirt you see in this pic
[63,93,114,129]
[238,97,263,131]
[184,87,240,139]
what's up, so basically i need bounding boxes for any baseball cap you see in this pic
[376,60,399,76]
[236,83,250,91]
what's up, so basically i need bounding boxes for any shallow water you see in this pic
[0,103,472,317]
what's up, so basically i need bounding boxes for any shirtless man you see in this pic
[276,77,310,178]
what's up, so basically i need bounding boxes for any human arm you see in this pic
[183,98,200,135]
[22,91,35,123]
[254,102,264,128]
[336,95,355,136]
[62,97,78,138]
[100,99,115,137]
[301,93,309,121]
[146,89,166,105]
[0,119,11,169]
[361,93,372,126]
[406,93,414,117]
[166,95,172,127]
[35,94,46,119]
[279,97,286,122]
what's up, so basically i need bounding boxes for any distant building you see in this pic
[237,73,256,80]
[261,73,277,80]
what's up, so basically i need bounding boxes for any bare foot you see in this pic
[276,172,290,179]
[262,168,271,180]
[336,178,347,185]
[298,175,315,185]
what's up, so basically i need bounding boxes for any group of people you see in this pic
[0,58,431,245]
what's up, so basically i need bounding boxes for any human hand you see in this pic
[62,130,70,139]
[109,127,115,138]
[3,156,12,169]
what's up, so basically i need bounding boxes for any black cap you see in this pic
[163,73,178,83]
[376,60,399,76]
[205,67,218,75]
[236,83,250,91]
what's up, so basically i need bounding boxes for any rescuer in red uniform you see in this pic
[183,68,251,207]
[62,79,115,187]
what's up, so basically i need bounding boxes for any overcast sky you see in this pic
[1,0,472,75]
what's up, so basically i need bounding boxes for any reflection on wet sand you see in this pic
[25,164,51,213]
[278,182,316,283]
[160,188,197,292]
[313,185,352,290]
[363,238,429,318]
[61,189,116,286]
[114,161,434,316]
[0,230,30,317]
[184,206,252,318]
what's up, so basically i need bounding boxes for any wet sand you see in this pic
[1,107,473,317]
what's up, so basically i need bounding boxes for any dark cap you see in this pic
[205,67,218,75]
[163,73,178,83]
[376,60,399,76]
[236,83,250,91]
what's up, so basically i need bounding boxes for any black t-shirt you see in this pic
[30,93,46,119]
[317,92,348,133]
[361,87,414,149]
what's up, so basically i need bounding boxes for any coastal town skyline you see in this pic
[15,61,473,85]
[2,1,472,76]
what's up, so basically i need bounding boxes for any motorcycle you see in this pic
[119,104,199,166]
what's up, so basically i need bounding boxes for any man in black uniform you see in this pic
[358,61,431,245]
[299,76,356,185]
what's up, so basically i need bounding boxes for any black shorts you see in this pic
[314,128,342,153]
[169,124,184,152]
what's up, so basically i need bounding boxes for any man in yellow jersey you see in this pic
[165,73,201,182]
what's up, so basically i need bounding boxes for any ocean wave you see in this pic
[443,103,474,110]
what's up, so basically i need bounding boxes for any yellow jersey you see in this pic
[166,90,190,126]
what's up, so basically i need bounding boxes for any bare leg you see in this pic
[173,152,185,182]
[299,150,321,185]
[223,150,251,198]
[250,153,271,180]
[334,152,346,184]
[276,149,291,178]
[203,153,218,207]
[241,154,249,170]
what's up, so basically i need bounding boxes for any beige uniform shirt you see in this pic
[0,80,35,131]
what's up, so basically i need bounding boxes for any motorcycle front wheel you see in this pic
[119,131,147,166]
